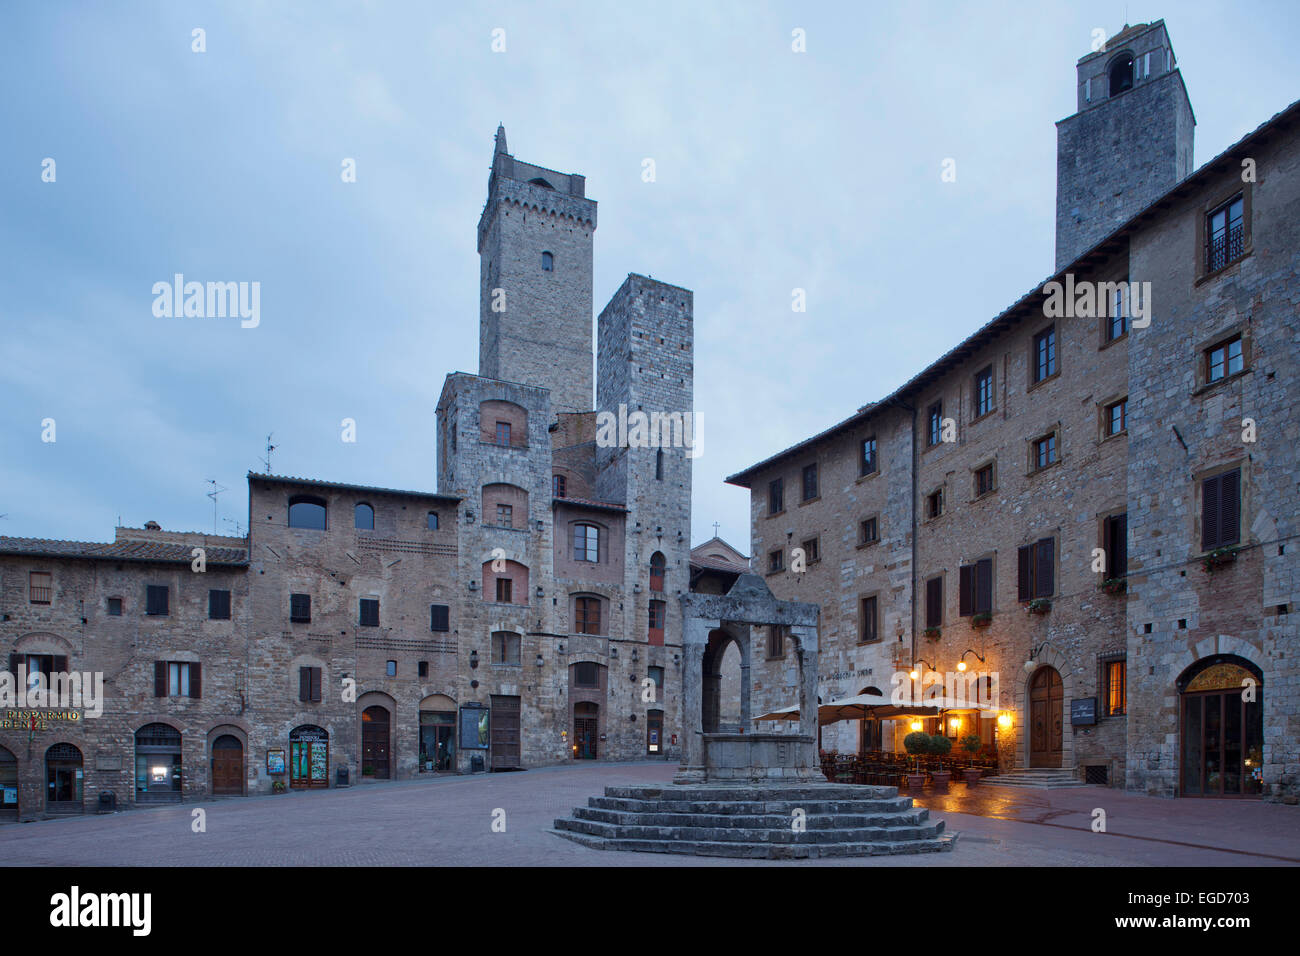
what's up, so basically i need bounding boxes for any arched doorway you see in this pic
[419,694,457,773]
[45,743,83,813]
[0,745,17,819]
[1178,656,1263,797]
[211,735,244,795]
[1028,666,1063,768]
[361,706,391,779]
[573,702,599,759]
[289,725,329,789]
[135,723,183,803]
[702,629,744,733]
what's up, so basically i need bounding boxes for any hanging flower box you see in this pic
[1024,598,1052,615]
[1202,546,1239,573]
[1100,577,1127,595]
[923,627,941,640]
[971,612,993,628]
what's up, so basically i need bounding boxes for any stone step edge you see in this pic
[549,828,958,858]
[554,817,946,843]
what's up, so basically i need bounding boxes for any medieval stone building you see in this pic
[728,21,1300,801]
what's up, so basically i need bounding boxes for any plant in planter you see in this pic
[922,626,941,639]
[971,611,992,628]
[1202,546,1239,573]
[959,734,983,784]
[272,780,286,794]
[362,765,375,777]
[1100,577,1127,595]
[928,734,953,787]
[1024,598,1052,614]
[902,731,931,789]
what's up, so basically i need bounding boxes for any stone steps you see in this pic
[552,782,955,859]
[980,769,1092,789]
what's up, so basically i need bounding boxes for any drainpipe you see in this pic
[881,396,918,673]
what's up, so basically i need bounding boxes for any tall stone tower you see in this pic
[477,126,598,416]
[1055,21,1194,269]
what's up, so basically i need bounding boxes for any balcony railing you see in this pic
[1206,223,1244,273]
[29,587,52,604]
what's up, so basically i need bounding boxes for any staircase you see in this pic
[978,768,1092,789]
[552,784,954,859]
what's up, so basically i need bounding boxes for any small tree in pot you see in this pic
[959,734,983,784]
[928,734,953,787]
[903,731,931,790]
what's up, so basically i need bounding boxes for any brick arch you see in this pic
[1014,643,1076,770]
[13,631,74,654]
[479,399,527,445]
[1175,634,1266,680]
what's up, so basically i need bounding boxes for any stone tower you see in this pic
[477,126,598,416]
[1055,21,1195,269]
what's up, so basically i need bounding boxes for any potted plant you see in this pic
[922,626,941,639]
[1202,546,1239,573]
[1100,577,1127,595]
[972,611,992,628]
[959,734,983,784]
[272,780,286,794]
[928,734,953,787]
[903,731,930,790]
[1024,598,1052,614]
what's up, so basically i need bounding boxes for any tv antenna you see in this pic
[260,433,277,474]
[206,479,227,534]
[223,517,247,538]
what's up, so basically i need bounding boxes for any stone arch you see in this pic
[1107,50,1136,96]
[1015,643,1076,770]
[13,631,74,654]
[702,627,749,734]
[206,723,248,751]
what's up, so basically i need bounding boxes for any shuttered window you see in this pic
[925,577,943,629]
[1104,513,1128,577]
[298,666,322,702]
[359,598,380,627]
[959,558,993,615]
[146,585,169,616]
[208,589,232,620]
[859,596,878,643]
[290,593,311,623]
[430,604,450,632]
[155,661,200,698]
[1201,469,1241,550]
[1017,538,1055,600]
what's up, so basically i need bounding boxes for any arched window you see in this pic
[1109,54,1134,96]
[573,523,600,563]
[541,251,554,271]
[427,511,439,530]
[649,552,666,592]
[288,495,327,530]
[574,595,602,635]
[354,502,374,530]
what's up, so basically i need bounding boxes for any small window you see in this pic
[553,474,567,498]
[926,402,943,447]
[541,251,554,271]
[924,577,943,629]
[427,511,439,530]
[859,516,878,545]
[495,578,513,604]
[495,421,512,446]
[146,585,169,616]
[496,503,513,528]
[974,367,994,418]
[573,524,600,563]
[1017,538,1055,600]
[288,495,327,530]
[386,660,397,677]
[1106,287,1128,342]
[574,661,598,687]
[575,596,602,635]
[1205,335,1244,384]
[1206,195,1245,272]
[768,478,784,514]
[418,660,428,678]
[208,589,232,620]
[648,599,666,644]
[649,552,665,591]
[28,571,52,605]
[767,625,784,659]
[801,463,818,501]
[493,631,522,666]
[656,449,664,480]
[926,488,943,520]
[290,593,311,623]
[107,597,123,616]
[1102,656,1127,716]
[974,463,995,498]
[1201,468,1241,550]
[1033,326,1057,384]
[648,665,664,693]
[298,666,322,703]
[958,557,994,616]
[859,596,878,644]
[354,502,375,530]
[156,660,200,698]
[860,436,878,476]
[1103,513,1128,578]
[768,549,784,573]
[430,604,450,632]
[801,537,820,563]
[359,597,380,627]
[1032,432,1058,471]
[1105,398,1127,436]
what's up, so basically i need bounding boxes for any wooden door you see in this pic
[211,735,243,795]
[490,696,521,770]
[362,706,391,779]
[1029,666,1063,768]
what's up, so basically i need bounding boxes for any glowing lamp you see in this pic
[957,661,967,672]
[910,720,923,731]
[997,711,1013,728]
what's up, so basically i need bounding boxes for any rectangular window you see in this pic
[495,421,511,445]
[1205,335,1244,384]
[496,578,513,604]
[1032,433,1058,471]
[290,593,311,623]
[427,511,439,530]
[767,625,784,659]
[156,660,201,699]
[859,516,878,545]
[553,475,566,498]
[974,463,995,498]
[28,571,52,605]
[768,478,784,514]
[1103,513,1128,578]
[1106,399,1127,436]
[1033,326,1057,383]
[1200,468,1241,550]
[107,597,123,616]
[418,660,428,678]
[430,604,450,632]
[1106,287,1128,342]
[648,599,665,645]
[927,401,943,447]
[926,488,943,520]
[860,437,878,476]
[574,660,598,687]
[1017,538,1055,600]
[575,596,602,635]
[1206,194,1245,272]
[496,503,513,528]
[974,367,993,417]
[801,537,820,563]
[573,524,600,562]
[146,585,169,616]
[801,463,818,501]
[648,665,664,694]
[1102,657,1127,716]
[859,596,878,644]
[768,549,784,573]
[386,660,397,677]
[359,598,380,627]
[959,558,994,616]
[298,666,322,703]
[493,632,521,666]
[208,589,231,620]
[925,577,943,629]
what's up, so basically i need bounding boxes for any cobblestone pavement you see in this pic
[2,761,1296,866]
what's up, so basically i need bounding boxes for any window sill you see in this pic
[1027,370,1061,394]
[856,539,879,550]
[969,409,997,427]
[798,496,821,507]
[1100,429,1127,445]
[764,568,785,577]
[765,509,786,519]
[1195,248,1253,287]
[1027,458,1063,479]
[972,489,997,503]
[1193,368,1251,398]
[1099,331,1128,352]
[855,470,880,483]
[856,638,882,646]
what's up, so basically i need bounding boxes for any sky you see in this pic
[2,0,1298,552]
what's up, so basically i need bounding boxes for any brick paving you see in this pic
[1,761,1296,866]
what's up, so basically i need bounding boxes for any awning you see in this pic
[753,693,996,725]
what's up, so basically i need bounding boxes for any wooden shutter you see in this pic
[1201,474,1221,549]
[53,655,68,675]
[976,558,993,614]
[310,667,322,703]
[189,662,202,698]
[1035,538,1055,598]
[958,565,973,616]
[155,660,167,697]
[1220,469,1240,546]
[926,578,942,628]
[8,654,20,677]
[1017,546,1031,601]
[299,667,310,702]
[431,604,449,632]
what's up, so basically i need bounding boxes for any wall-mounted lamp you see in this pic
[909,658,936,681]
[469,649,479,669]
[536,585,544,597]
[631,648,639,662]
[465,511,475,523]
[1024,642,1048,673]
[535,654,544,668]
[468,580,479,591]
[557,641,565,655]
[957,649,986,672]
[909,720,923,731]
[610,646,618,659]
[997,711,1013,728]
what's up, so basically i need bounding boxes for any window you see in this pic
[959,558,994,616]
[493,631,521,666]
[575,596,602,635]
[648,665,664,695]
[573,524,600,562]
[359,598,380,627]
[648,599,665,645]
[1103,513,1128,578]
[1200,468,1241,550]
[1102,655,1127,716]
[495,578,513,604]
[1106,286,1128,342]
[859,596,878,644]
[926,488,943,520]
[801,537,820,563]
[1108,53,1134,95]
[298,666,322,703]
[768,549,784,573]
[146,585,169,616]
[1205,335,1244,384]
[1206,195,1245,272]
[656,449,664,480]
[430,604,450,632]
[574,661,598,687]
[767,626,784,658]
[859,516,878,545]
[649,552,665,591]
[288,495,327,530]
[155,661,200,698]
[925,577,943,629]
[974,463,995,498]
[974,367,993,417]
[208,589,231,620]
[386,660,397,677]
[926,401,943,447]
[418,660,428,678]
[1033,326,1057,384]
[13,653,64,693]
[107,597,123,616]
[801,463,818,501]
[495,421,511,446]
[1032,432,1058,471]
[1105,398,1127,436]
[1017,538,1055,601]
[496,503,513,528]
[28,571,52,605]
[427,511,439,530]
[860,436,878,476]
[768,478,784,514]
[553,474,567,498]
[541,251,554,271]
[290,593,311,623]
[354,502,374,530]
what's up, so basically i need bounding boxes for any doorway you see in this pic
[574,702,599,759]
[211,735,244,795]
[361,706,391,779]
[1179,658,1264,797]
[646,709,664,756]
[0,746,17,819]
[490,695,521,770]
[1028,666,1063,768]
[45,743,84,813]
[135,723,183,803]
[419,710,456,772]
[289,725,329,789]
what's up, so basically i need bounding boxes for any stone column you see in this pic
[790,624,820,742]
[739,624,752,732]
[674,615,718,784]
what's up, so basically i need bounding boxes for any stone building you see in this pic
[0,128,697,819]
[727,21,1300,801]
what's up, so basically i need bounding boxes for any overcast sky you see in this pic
[2,1,1297,552]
